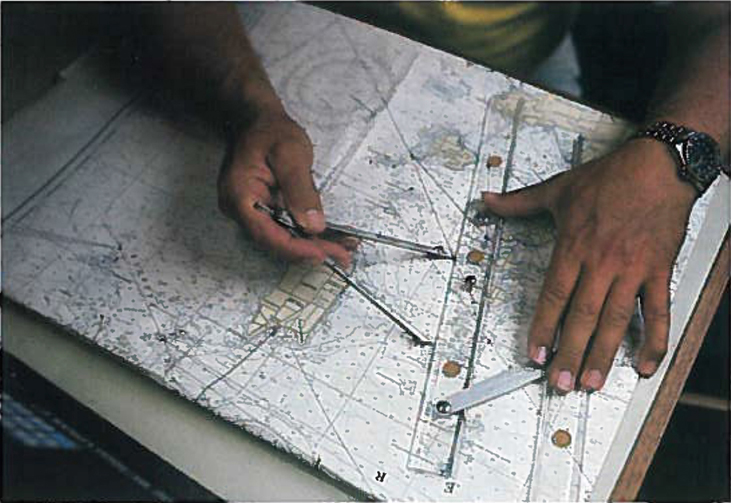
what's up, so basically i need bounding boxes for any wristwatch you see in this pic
[634,121,729,194]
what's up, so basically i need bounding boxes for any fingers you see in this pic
[321,232,361,253]
[637,274,671,377]
[547,270,613,393]
[239,197,351,267]
[527,242,581,368]
[313,236,352,269]
[237,192,324,262]
[481,174,561,218]
[220,118,351,266]
[543,270,669,393]
[227,171,351,267]
[267,138,325,234]
[580,279,640,392]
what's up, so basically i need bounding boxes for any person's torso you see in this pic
[319,2,578,77]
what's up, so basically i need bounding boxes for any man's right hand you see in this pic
[147,4,352,268]
[218,108,352,268]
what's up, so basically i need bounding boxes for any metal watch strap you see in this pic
[634,120,729,193]
[634,120,691,144]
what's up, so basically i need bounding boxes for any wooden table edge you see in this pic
[610,230,730,501]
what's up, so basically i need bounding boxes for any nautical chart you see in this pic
[3,3,724,501]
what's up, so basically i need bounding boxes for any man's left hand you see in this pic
[481,139,697,393]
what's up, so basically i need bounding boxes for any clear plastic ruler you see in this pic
[408,122,596,499]
[407,97,523,477]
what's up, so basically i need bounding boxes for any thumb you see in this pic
[268,137,325,234]
[481,178,558,218]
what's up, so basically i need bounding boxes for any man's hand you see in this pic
[218,108,352,267]
[482,139,697,393]
[143,4,351,268]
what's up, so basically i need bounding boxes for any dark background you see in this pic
[3,3,729,501]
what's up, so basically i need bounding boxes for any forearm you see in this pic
[138,7,345,261]
[143,4,283,125]
[647,3,730,154]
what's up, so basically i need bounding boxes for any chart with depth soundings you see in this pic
[4,3,721,501]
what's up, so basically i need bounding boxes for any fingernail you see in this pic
[557,370,573,392]
[304,209,325,232]
[638,360,658,377]
[531,346,548,365]
[584,369,603,391]
[481,191,498,200]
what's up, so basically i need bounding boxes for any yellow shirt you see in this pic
[320,2,578,78]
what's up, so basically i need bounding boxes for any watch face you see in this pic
[683,133,721,186]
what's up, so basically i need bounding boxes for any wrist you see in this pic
[625,138,699,204]
[239,74,284,114]
[221,68,286,133]
[644,112,728,158]
[634,119,729,194]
